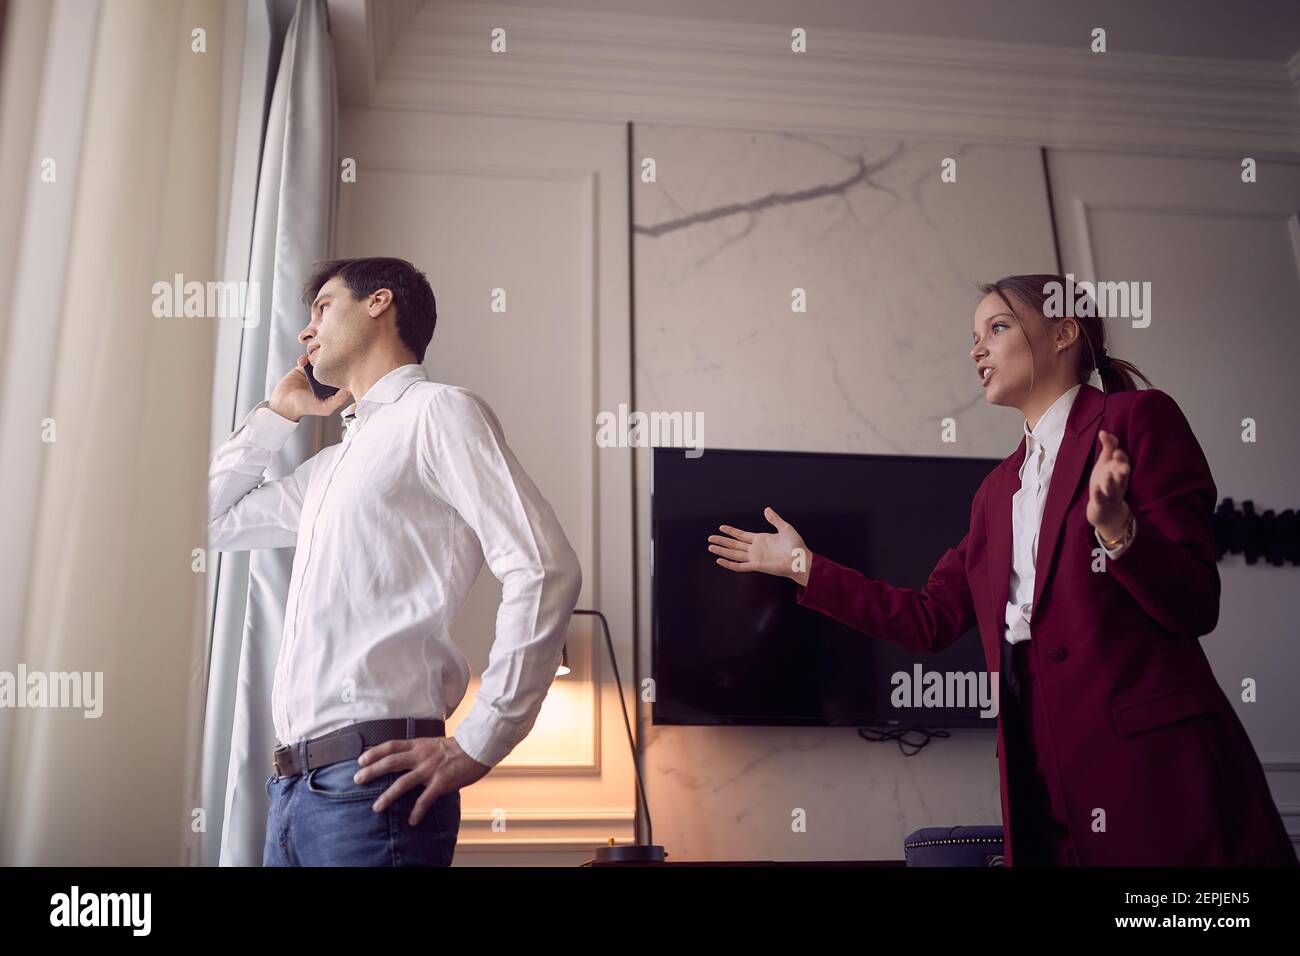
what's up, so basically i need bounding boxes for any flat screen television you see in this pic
[651,446,1002,729]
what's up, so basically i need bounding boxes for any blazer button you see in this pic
[1047,646,1067,663]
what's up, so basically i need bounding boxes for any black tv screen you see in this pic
[651,446,1001,729]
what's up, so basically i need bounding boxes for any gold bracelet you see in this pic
[1099,509,1134,549]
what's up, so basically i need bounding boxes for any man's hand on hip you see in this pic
[355,736,490,825]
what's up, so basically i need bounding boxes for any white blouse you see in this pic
[1004,384,1135,645]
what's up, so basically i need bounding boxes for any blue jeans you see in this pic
[263,734,461,867]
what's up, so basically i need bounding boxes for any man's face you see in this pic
[300,276,370,387]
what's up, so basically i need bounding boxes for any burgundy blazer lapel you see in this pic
[985,439,1024,634]
[1032,384,1105,611]
[984,384,1107,630]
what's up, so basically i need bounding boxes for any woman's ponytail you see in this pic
[1093,345,1149,393]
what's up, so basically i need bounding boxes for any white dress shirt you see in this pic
[1003,383,1135,645]
[209,363,582,767]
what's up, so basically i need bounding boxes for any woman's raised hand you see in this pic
[1088,428,1132,538]
[708,506,812,585]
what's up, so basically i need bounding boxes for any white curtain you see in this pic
[0,0,231,865]
[201,0,338,867]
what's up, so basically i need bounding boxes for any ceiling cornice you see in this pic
[329,0,422,107]
[363,0,1300,158]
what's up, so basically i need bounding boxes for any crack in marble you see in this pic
[903,758,933,821]
[789,136,903,244]
[735,325,777,345]
[779,130,868,166]
[633,142,906,239]
[891,776,907,833]
[652,737,830,796]
[825,343,906,454]
[693,210,758,270]
[640,161,691,220]
[633,360,668,409]
[701,740,823,796]
[908,143,975,286]
[946,388,986,419]
[784,133,904,208]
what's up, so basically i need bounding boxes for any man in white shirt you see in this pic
[209,257,582,866]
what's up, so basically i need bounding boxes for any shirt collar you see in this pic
[1022,383,1082,463]
[340,363,428,430]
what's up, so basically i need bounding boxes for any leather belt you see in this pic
[272,717,446,781]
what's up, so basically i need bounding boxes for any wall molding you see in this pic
[1072,200,1300,281]
[362,0,1300,158]
[1261,760,1299,848]
[457,806,636,849]
[462,807,635,822]
[328,0,422,106]
[1260,755,1300,772]
[1277,804,1300,848]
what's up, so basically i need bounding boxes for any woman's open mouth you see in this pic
[981,368,995,388]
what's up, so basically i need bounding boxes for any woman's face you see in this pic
[970,290,1036,408]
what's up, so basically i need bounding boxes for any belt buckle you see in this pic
[271,744,288,782]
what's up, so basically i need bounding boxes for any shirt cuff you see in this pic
[1095,517,1136,560]
[453,708,515,769]
[235,399,299,452]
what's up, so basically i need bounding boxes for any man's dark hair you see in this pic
[300,257,437,363]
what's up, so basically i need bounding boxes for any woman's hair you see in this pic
[977,274,1152,394]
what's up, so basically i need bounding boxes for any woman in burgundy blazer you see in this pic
[708,274,1296,867]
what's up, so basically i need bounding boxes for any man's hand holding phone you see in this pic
[267,354,352,422]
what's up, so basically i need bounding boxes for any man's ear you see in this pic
[369,287,393,317]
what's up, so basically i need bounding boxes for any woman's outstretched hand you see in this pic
[708,506,812,586]
[1088,428,1132,539]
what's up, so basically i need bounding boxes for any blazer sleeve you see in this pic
[794,519,977,655]
[1103,388,1220,639]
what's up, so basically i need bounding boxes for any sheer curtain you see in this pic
[0,0,231,865]
[201,0,338,867]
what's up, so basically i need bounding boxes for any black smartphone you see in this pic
[304,359,340,401]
